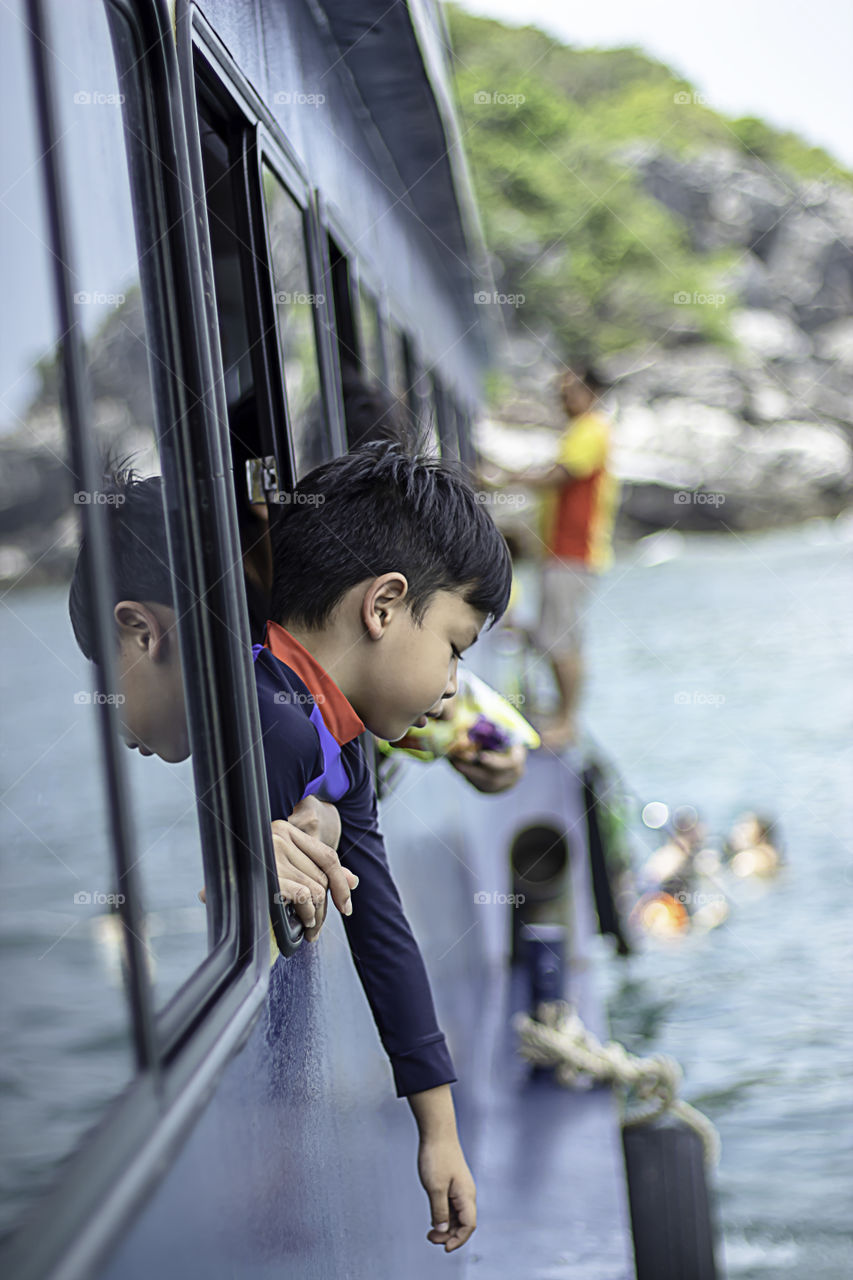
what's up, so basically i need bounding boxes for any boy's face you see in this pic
[114,601,190,763]
[358,585,486,743]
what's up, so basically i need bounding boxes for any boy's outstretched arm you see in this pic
[334,746,477,1250]
[409,1084,477,1252]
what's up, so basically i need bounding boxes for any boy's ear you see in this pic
[361,572,409,640]
[114,601,170,659]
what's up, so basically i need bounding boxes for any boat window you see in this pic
[0,0,140,1240]
[329,239,375,451]
[260,165,329,477]
[404,344,441,457]
[357,288,386,390]
[455,403,476,470]
[328,236,357,373]
[44,0,216,1017]
[384,319,409,408]
[433,375,461,460]
[376,317,420,445]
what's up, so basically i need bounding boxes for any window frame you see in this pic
[182,5,317,958]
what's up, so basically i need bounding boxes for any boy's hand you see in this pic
[271,801,357,942]
[418,1133,477,1252]
[288,795,341,849]
[450,743,527,794]
[198,798,357,942]
[408,1084,477,1252]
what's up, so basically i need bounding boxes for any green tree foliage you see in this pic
[446,6,851,363]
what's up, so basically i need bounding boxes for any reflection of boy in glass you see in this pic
[68,467,356,938]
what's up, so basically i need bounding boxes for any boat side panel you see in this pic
[96,775,484,1279]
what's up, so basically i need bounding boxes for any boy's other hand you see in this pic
[450,743,527,794]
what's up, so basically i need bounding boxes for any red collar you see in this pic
[264,621,365,745]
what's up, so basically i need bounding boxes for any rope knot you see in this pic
[514,1001,720,1166]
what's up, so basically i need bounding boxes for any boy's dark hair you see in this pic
[268,443,512,630]
[68,468,174,662]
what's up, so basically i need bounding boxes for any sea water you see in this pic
[582,521,853,1280]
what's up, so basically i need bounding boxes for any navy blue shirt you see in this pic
[254,622,456,1098]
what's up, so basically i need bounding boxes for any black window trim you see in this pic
[180,2,306,957]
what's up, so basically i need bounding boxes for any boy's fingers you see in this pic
[271,836,329,908]
[284,824,358,917]
[473,748,513,767]
[283,870,325,915]
[303,893,328,943]
[445,1182,477,1252]
[197,886,206,904]
[273,840,329,894]
[275,877,317,929]
[425,1187,451,1245]
[271,825,328,889]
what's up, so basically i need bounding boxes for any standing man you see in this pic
[495,368,619,750]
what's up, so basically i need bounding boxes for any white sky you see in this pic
[455,0,853,169]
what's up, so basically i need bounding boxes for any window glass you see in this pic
[199,119,256,411]
[45,0,214,1015]
[0,0,138,1239]
[261,165,327,476]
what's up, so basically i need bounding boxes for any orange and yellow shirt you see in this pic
[541,411,618,572]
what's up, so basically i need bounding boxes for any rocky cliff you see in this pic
[487,146,853,533]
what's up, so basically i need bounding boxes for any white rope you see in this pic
[513,1000,721,1166]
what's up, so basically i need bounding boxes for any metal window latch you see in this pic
[245,456,279,504]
